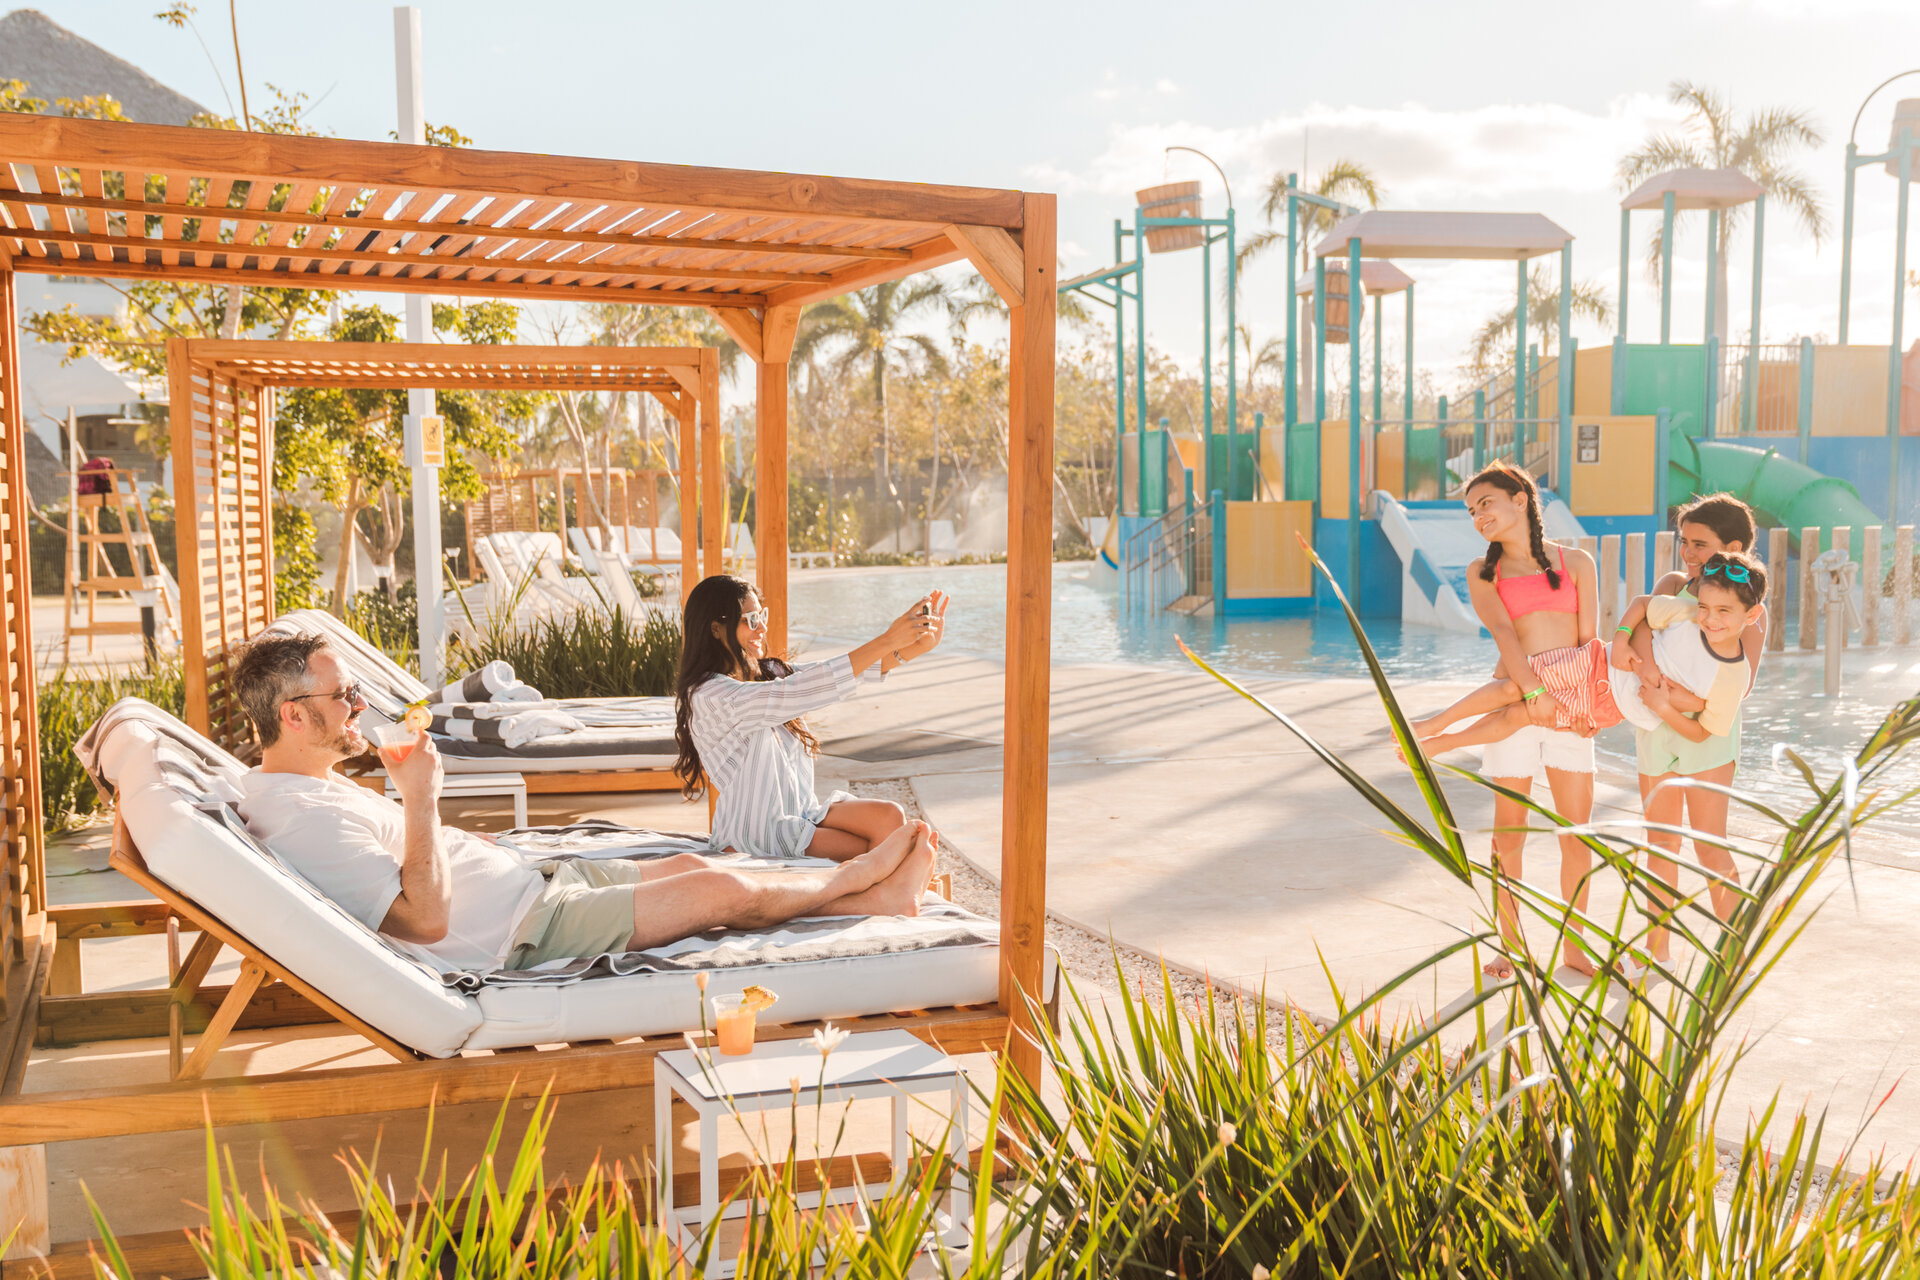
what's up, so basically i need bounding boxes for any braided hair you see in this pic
[1468,462,1560,590]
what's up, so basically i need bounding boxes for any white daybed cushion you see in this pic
[77,699,484,1057]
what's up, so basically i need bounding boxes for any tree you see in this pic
[276,303,526,613]
[1466,266,1614,380]
[793,281,951,550]
[1619,81,1827,341]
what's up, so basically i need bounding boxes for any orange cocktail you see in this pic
[712,994,756,1055]
[371,722,417,763]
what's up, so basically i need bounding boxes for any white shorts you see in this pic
[1480,724,1595,779]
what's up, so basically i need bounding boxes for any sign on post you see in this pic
[405,414,445,467]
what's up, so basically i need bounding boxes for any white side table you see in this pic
[385,769,528,828]
[654,1027,974,1272]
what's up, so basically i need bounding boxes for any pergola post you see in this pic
[670,389,698,600]
[700,362,724,581]
[755,309,798,656]
[0,262,45,961]
[1001,194,1056,1084]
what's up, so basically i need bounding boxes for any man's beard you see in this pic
[323,718,367,761]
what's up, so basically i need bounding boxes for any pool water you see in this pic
[791,563,1920,837]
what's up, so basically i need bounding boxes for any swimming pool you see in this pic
[791,563,1920,835]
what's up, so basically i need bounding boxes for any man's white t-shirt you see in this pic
[235,771,545,971]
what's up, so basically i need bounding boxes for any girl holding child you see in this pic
[1409,476,1767,976]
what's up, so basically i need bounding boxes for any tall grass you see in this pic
[38,658,184,832]
[448,570,682,699]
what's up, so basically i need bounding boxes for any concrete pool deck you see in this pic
[805,642,1920,1164]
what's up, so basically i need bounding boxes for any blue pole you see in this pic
[1474,390,1487,473]
[1618,207,1632,342]
[1226,210,1239,503]
[1113,220,1125,513]
[1284,176,1299,432]
[1348,237,1363,599]
[1654,407,1672,527]
[1703,334,1720,440]
[1514,259,1529,467]
[1134,206,1148,517]
[1202,230,1214,498]
[1185,467,1196,587]
[1840,143,1858,344]
[1610,334,1626,415]
[1437,394,1449,497]
[1703,208,1719,341]
[1404,284,1415,425]
[1557,243,1573,492]
[1210,488,1226,613]
[1252,411,1265,497]
[1313,256,1327,520]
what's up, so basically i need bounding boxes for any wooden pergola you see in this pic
[0,113,1056,1258]
[166,339,718,757]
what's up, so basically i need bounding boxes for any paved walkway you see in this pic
[806,644,1920,1163]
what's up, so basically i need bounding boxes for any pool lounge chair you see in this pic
[0,698,1035,1276]
[259,609,682,790]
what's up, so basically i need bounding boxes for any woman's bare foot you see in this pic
[854,825,936,917]
[1409,712,1448,739]
[838,820,921,894]
[1482,955,1516,980]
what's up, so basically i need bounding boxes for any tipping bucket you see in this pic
[1324,265,1352,344]
[1135,181,1203,253]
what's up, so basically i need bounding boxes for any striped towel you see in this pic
[432,661,542,705]
[1526,638,1622,731]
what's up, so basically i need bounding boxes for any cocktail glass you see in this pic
[711,993,757,1055]
[370,721,417,763]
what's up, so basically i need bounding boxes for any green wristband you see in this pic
[1522,685,1547,702]
[1616,624,1634,634]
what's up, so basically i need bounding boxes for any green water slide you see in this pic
[1666,427,1884,558]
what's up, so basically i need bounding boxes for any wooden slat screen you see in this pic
[0,268,45,1001]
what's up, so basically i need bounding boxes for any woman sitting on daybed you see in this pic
[675,574,949,860]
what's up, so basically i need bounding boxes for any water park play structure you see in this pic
[1076,133,1920,635]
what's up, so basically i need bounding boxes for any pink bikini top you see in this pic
[1494,544,1578,618]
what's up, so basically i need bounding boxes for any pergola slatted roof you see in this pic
[0,115,1022,308]
[185,340,705,392]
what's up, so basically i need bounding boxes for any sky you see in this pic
[21,0,1920,404]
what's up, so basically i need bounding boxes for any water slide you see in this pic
[1668,430,1883,559]
[1376,491,1588,634]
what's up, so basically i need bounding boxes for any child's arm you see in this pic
[1640,681,1713,742]
[1610,595,1651,670]
[1467,560,1562,729]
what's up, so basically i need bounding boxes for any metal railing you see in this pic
[1119,493,1212,611]
[1714,342,1801,436]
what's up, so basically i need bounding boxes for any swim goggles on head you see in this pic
[1701,560,1751,583]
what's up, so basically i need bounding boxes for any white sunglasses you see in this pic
[741,607,770,630]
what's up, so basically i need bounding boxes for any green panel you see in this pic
[1405,427,1444,501]
[1617,343,1709,439]
[1285,423,1317,502]
[1143,429,1169,514]
[1207,434,1257,501]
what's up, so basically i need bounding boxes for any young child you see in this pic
[1610,552,1766,742]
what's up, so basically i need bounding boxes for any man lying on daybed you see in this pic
[230,633,935,971]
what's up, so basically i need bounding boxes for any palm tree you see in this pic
[1236,160,1384,416]
[1619,81,1826,341]
[1466,266,1615,392]
[793,279,951,551]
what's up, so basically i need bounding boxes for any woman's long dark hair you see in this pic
[1468,461,1559,590]
[672,574,819,797]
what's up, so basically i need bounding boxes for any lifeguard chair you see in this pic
[62,453,178,663]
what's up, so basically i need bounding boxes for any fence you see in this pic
[1713,342,1801,437]
[1119,490,1213,612]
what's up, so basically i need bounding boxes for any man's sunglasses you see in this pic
[740,607,770,630]
[286,682,366,709]
[1702,560,1752,584]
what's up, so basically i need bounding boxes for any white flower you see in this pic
[695,972,710,994]
[811,1023,849,1058]
[789,1075,802,1095]
[1218,1122,1237,1147]
[1252,1267,1270,1280]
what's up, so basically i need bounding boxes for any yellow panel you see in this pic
[1811,345,1896,436]
[1566,415,1657,517]
[1319,420,1350,519]
[1171,434,1204,472]
[1375,427,1405,499]
[1574,345,1613,417]
[1226,500,1316,598]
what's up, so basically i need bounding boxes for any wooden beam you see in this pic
[0,115,1027,231]
[762,304,800,363]
[0,926,52,1098]
[674,390,699,601]
[10,227,836,287]
[700,351,724,580]
[765,236,971,309]
[6,255,764,309]
[176,958,267,1081]
[706,307,763,364]
[3,188,918,261]
[0,1007,1010,1145]
[756,350,790,656]
[1000,194,1056,1087]
[37,981,330,1047]
[0,1144,46,1262]
[186,339,703,370]
[945,224,1025,307]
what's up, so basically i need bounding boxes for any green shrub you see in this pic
[343,580,419,660]
[38,659,185,833]
[451,604,682,699]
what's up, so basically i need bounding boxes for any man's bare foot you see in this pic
[1482,955,1516,980]
[862,825,936,917]
[839,820,921,893]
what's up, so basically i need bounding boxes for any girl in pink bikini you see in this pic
[1406,462,1607,979]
